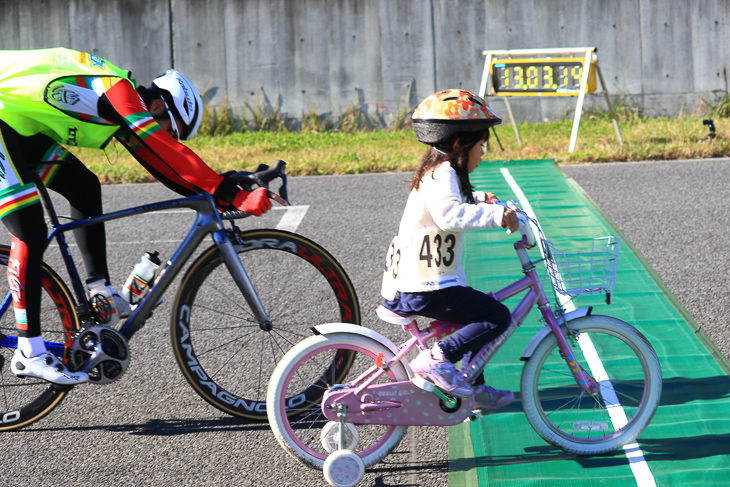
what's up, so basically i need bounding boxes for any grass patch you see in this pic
[491,116,730,164]
[74,115,730,184]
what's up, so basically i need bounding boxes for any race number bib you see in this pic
[381,231,460,299]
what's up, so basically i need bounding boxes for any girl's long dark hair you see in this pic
[410,129,489,203]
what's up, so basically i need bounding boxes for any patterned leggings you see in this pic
[0,120,107,337]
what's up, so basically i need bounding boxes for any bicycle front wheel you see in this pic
[171,229,360,421]
[521,315,662,455]
[267,332,408,470]
[0,245,80,430]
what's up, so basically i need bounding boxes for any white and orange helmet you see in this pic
[412,89,501,145]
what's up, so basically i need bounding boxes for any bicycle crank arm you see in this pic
[68,326,130,385]
[411,374,459,409]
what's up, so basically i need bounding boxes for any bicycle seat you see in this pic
[376,305,414,326]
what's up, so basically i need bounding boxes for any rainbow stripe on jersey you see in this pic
[0,183,39,219]
[34,143,69,186]
[124,112,161,141]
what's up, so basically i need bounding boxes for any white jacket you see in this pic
[381,161,505,297]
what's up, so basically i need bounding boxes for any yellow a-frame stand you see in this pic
[478,47,623,152]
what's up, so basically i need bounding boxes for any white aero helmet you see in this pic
[152,69,203,140]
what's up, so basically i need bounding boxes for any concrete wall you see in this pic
[1,0,728,123]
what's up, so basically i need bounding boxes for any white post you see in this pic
[478,51,493,99]
[568,49,594,153]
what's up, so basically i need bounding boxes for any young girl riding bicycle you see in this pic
[380,89,519,409]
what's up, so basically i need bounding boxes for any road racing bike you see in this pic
[0,160,360,430]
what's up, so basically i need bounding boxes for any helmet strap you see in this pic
[152,102,179,140]
[158,91,186,139]
[433,144,450,156]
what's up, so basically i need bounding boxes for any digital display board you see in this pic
[490,58,597,96]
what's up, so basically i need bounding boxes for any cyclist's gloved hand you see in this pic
[214,175,271,216]
[232,187,271,216]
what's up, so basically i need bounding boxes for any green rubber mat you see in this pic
[448,159,730,487]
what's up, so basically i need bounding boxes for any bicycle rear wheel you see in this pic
[521,315,662,455]
[267,333,408,469]
[0,245,80,430]
[171,229,360,421]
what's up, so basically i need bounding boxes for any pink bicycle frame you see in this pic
[321,229,600,425]
[372,231,599,396]
[459,234,599,394]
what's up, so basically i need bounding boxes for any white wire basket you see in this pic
[541,236,620,297]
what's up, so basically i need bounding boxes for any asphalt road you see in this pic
[562,158,730,365]
[2,157,727,486]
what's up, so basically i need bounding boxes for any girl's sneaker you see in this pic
[473,384,514,410]
[409,349,473,398]
[11,350,89,385]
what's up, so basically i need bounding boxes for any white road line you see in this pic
[500,167,656,487]
[275,205,309,232]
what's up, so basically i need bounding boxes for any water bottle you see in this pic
[120,251,161,305]
[87,276,119,326]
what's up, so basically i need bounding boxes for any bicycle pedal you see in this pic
[411,374,435,392]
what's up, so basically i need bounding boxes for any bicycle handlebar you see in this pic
[230,159,289,201]
[517,212,537,248]
[220,160,290,219]
[494,200,537,248]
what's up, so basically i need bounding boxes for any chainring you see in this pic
[68,326,130,385]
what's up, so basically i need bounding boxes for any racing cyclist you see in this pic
[0,47,271,385]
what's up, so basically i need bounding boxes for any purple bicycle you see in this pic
[267,203,661,486]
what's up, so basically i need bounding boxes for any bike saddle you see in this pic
[376,305,413,326]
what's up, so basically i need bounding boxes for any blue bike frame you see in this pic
[1,178,272,352]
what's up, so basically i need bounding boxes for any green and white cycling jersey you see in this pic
[0,47,134,148]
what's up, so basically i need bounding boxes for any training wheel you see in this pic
[323,449,365,487]
[321,421,360,453]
